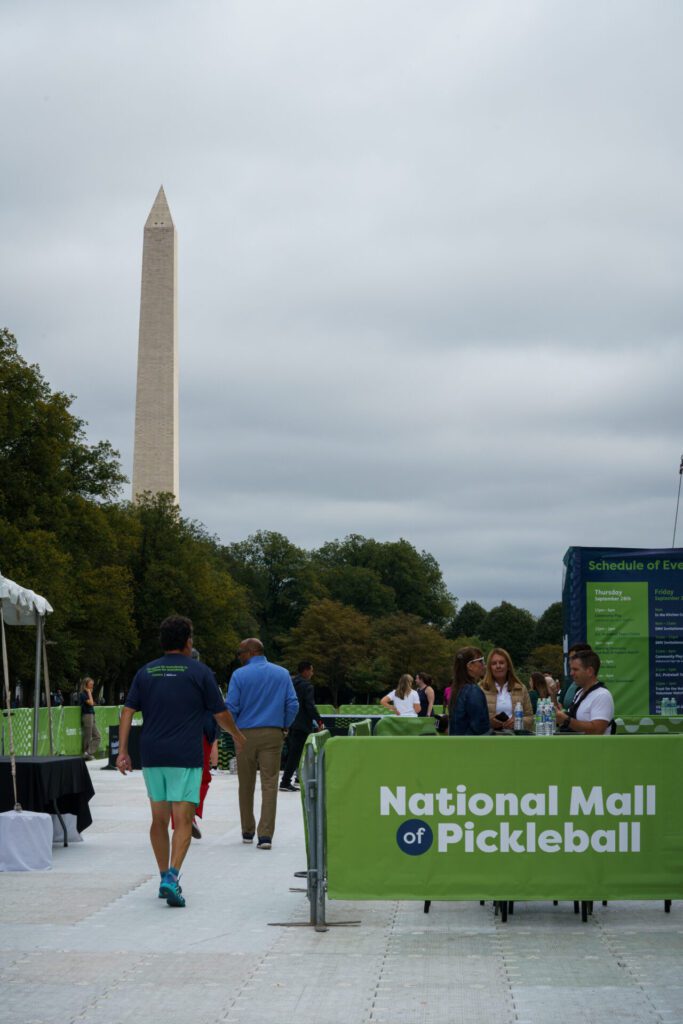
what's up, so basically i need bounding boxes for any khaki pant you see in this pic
[82,715,101,756]
[236,728,283,840]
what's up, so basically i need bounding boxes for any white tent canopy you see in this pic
[1,573,54,758]
[0,574,53,626]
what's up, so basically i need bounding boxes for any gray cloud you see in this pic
[2,0,682,616]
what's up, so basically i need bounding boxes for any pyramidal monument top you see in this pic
[144,185,174,229]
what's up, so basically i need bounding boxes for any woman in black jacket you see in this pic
[447,647,490,736]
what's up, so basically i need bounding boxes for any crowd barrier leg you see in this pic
[307,742,360,931]
[302,743,320,928]
[272,737,358,931]
[314,744,327,931]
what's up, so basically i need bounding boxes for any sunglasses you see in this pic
[468,657,485,665]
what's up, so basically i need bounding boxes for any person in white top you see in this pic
[555,650,615,735]
[381,674,421,717]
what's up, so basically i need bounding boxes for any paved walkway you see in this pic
[1,761,682,1024]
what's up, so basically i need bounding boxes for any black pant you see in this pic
[282,729,308,785]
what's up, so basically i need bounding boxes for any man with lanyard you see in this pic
[117,616,245,907]
[558,642,592,708]
[555,649,615,735]
[227,638,299,849]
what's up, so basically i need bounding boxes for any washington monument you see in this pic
[132,186,179,501]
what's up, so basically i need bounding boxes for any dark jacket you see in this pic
[448,684,490,736]
[290,674,320,733]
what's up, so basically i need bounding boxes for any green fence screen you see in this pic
[616,716,683,734]
[374,716,437,736]
[325,735,683,902]
[1,705,124,756]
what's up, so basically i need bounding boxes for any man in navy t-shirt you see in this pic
[117,615,245,907]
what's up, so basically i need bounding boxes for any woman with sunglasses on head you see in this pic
[447,647,490,735]
[481,647,533,731]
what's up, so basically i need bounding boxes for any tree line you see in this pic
[0,329,562,705]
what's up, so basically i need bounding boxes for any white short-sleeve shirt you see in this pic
[387,690,420,717]
[575,687,615,734]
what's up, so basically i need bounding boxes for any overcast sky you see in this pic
[2,1,682,615]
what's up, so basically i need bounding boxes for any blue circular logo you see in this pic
[396,818,433,855]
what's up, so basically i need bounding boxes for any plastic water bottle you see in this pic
[661,697,671,717]
[671,697,679,716]
[514,701,524,732]
[534,704,543,736]
[549,702,557,735]
[540,699,550,736]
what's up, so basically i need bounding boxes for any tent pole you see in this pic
[32,614,43,755]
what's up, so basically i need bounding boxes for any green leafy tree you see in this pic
[0,328,125,528]
[279,599,371,706]
[0,329,129,698]
[71,565,138,700]
[317,564,396,618]
[481,601,536,667]
[525,644,563,678]
[448,600,487,638]
[368,613,454,694]
[535,601,563,646]
[449,635,494,660]
[223,531,322,651]
[127,495,254,683]
[314,534,455,626]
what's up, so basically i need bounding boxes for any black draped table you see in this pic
[0,756,95,839]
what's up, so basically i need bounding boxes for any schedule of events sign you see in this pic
[563,547,683,716]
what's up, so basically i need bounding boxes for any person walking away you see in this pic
[280,661,322,792]
[116,616,245,907]
[226,639,299,849]
[79,677,101,760]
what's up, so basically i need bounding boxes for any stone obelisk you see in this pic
[131,186,179,501]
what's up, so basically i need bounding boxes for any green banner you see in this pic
[58,707,84,755]
[374,717,437,736]
[325,736,683,901]
[348,719,372,737]
[616,717,683,734]
[586,581,649,716]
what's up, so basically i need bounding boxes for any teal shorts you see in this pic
[142,766,202,804]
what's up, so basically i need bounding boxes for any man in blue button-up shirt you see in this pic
[226,638,299,849]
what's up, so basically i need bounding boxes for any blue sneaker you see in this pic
[158,871,181,898]
[159,872,185,907]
